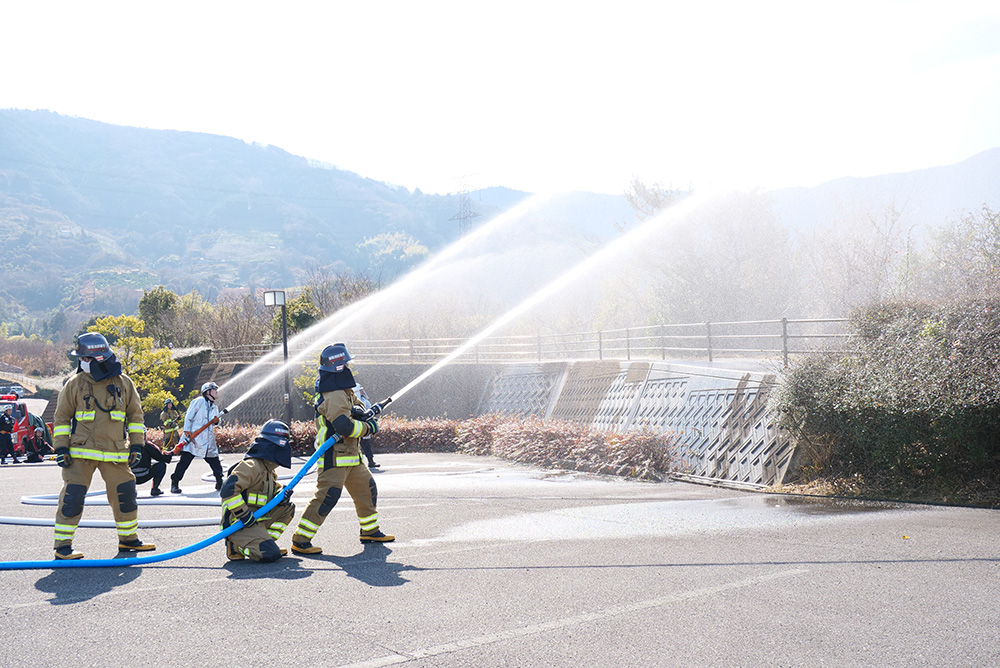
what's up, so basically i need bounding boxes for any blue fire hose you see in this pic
[0,434,338,571]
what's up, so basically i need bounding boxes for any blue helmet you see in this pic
[70,332,114,361]
[319,343,352,372]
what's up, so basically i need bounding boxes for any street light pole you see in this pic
[264,290,292,426]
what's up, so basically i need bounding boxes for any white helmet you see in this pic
[201,381,219,394]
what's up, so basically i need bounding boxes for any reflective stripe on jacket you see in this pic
[52,371,145,460]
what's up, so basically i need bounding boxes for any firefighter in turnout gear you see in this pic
[290,343,394,555]
[159,398,181,453]
[51,332,153,560]
[221,419,295,562]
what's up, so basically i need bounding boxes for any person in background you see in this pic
[130,434,173,496]
[170,382,224,494]
[290,343,393,555]
[220,419,295,562]
[160,398,182,453]
[0,405,20,465]
[51,332,153,560]
[22,427,52,463]
[354,384,380,469]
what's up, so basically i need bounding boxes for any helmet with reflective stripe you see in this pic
[259,419,291,447]
[247,419,292,468]
[201,381,219,394]
[70,332,113,361]
[319,343,352,372]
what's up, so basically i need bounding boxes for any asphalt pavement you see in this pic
[0,452,997,668]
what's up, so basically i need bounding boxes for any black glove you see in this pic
[55,448,72,468]
[282,487,294,502]
[235,506,257,528]
[364,418,379,435]
[128,443,143,467]
[351,405,368,420]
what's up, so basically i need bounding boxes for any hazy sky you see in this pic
[2,1,999,195]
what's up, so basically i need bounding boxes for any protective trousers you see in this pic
[54,459,139,548]
[134,461,167,489]
[227,499,295,561]
[171,451,223,485]
[292,464,379,543]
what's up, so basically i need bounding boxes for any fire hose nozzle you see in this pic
[366,397,393,418]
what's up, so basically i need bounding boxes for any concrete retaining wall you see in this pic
[186,359,796,486]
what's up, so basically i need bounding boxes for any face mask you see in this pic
[79,359,91,374]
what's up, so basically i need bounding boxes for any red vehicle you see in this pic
[0,394,47,455]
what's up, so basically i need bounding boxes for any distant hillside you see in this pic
[2,108,997,340]
[0,109,633,335]
[769,147,1000,232]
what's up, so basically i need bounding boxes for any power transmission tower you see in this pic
[450,189,480,235]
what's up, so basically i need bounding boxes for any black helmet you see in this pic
[163,398,174,409]
[319,343,352,372]
[245,419,292,468]
[259,419,291,447]
[70,332,114,361]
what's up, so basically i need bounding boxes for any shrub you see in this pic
[773,298,1000,481]
[154,413,679,481]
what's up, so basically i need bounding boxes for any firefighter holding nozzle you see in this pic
[51,332,153,560]
[221,419,295,562]
[290,342,394,555]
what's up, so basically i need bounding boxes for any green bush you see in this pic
[773,298,1000,481]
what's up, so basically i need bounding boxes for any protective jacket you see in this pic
[0,412,14,434]
[315,387,374,469]
[182,396,219,457]
[52,371,145,462]
[160,407,181,447]
[221,457,286,520]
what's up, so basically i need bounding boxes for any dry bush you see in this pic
[154,414,679,482]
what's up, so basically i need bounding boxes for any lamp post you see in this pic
[263,290,292,426]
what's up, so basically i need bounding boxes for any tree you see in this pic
[624,178,686,223]
[357,231,429,275]
[304,265,381,317]
[91,315,180,411]
[204,291,270,349]
[138,286,179,347]
[272,290,321,338]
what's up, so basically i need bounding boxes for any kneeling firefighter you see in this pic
[51,332,153,559]
[290,343,393,555]
[221,419,295,562]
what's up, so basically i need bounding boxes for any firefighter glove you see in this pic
[55,448,72,468]
[351,405,367,420]
[282,487,294,502]
[235,506,257,528]
[128,443,143,467]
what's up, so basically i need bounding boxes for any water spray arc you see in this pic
[388,192,711,404]
[222,195,553,415]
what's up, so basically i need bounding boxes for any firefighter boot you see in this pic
[360,529,395,543]
[150,486,163,497]
[225,539,244,561]
[119,538,156,552]
[54,545,85,560]
[170,481,182,494]
[291,540,322,555]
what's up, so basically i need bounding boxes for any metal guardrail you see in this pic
[211,318,850,366]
